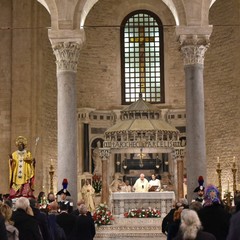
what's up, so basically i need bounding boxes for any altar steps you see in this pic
[94,218,166,240]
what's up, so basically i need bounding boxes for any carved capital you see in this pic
[52,42,82,72]
[99,148,111,160]
[179,35,210,66]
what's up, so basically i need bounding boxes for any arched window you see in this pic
[121,10,164,104]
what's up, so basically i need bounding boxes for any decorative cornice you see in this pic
[52,42,82,72]
[179,35,210,66]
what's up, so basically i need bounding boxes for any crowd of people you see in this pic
[2,174,240,240]
[0,191,96,240]
[162,182,240,240]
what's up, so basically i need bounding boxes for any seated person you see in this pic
[120,180,132,192]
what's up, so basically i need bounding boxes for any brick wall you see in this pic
[204,0,240,192]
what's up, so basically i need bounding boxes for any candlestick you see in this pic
[49,160,55,193]
[227,178,229,192]
[232,157,237,195]
[216,159,222,197]
[217,157,220,170]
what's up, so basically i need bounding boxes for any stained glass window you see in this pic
[121,10,164,104]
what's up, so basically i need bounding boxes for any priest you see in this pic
[133,173,149,192]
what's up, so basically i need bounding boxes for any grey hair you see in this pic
[180,209,202,240]
[15,197,30,211]
[79,204,88,215]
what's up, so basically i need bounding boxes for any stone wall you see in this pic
[205,0,240,192]
[0,0,12,193]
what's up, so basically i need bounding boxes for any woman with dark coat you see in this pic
[173,209,216,240]
[198,185,231,240]
[0,213,8,240]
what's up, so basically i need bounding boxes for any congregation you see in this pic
[1,176,240,240]
[162,184,240,240]
[0,191,95,240]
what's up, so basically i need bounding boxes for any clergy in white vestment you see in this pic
[120,180,132,192]
[149,174,161,191]
[133,173,149,192]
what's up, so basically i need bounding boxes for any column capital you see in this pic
[49,29,86,72]
[99,148,111,160]
[179,35,210,66]
[176,26,212,66]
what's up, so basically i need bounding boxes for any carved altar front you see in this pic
[111,191,175,218]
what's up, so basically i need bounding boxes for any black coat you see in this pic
[162,208,175,234]
[198,203,231,240]
[32,207,51,240]
[72,215,95,240]
[12,208,43,240]
[227,210,240,240]
[56,212,76,238]
[174,230,216,240]
[48,214,66,240]
[0,214,8,240]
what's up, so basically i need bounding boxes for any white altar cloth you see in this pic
[111,191,175,218]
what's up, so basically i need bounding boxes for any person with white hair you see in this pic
[173,209,216,240]
[133,173,149,192]
[11,197,42,240]
[0,203,19,240]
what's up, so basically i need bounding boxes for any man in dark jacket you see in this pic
[227,210,240,240]
[198,185,231,240]
[56,204,76,238]
[72,204,95,240]
[12,197,43,240]
[30,198,51,240]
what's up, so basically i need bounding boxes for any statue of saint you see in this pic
[109,173,123,193]
[92,141,102,175]
[81,179,95,212]
[9,136,35,198]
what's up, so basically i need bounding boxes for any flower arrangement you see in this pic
[124,207,161,218]
[93,203,114,226]
[92,174,102,194]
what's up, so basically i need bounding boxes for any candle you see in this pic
[227,178,229,192]
[217,157,219,163]
[51,159,53,165]
[233,156,236,163]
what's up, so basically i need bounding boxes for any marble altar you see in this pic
[111,191,175,218]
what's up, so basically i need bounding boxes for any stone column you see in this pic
[83,123,90,172]
[178,32,210,201]
[100,148,111,204]
[49,30,85,205]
